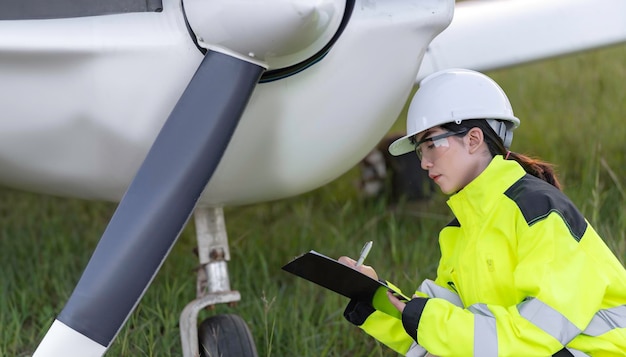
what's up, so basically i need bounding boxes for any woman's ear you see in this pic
[466,127,485,154]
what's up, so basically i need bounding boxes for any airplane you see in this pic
[0,0,624,356]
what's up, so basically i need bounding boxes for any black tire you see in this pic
[198,314,259,357]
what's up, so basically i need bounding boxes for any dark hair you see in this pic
[440,119,562,190]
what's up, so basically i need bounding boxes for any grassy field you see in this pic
[1,44,625,357]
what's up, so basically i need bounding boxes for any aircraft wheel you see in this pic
[198,313,258,357]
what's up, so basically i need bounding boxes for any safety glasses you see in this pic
[413,129,468,161]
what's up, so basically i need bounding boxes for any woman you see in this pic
[339,69,626,356]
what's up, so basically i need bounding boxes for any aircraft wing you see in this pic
[418,0,626,80]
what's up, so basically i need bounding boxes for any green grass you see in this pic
[2,43,626,357]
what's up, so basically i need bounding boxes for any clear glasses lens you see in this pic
[416,137,450,160]
[414,130,466,161]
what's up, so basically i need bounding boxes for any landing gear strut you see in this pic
[180,206,258,357]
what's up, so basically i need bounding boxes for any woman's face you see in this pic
[414,126,487,195]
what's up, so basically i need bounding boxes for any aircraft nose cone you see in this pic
[183,0,346,69]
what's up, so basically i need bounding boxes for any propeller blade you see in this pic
[33,50,264,356]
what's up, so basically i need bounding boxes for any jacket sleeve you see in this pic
[344,280,462,356]
[400,212,608,356]
[344,298,420,355]
[343,280,419,355]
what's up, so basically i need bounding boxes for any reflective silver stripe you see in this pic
[468,303,498,357]
[568,348,590,357]
[405,342,427,357]
[517,298,581,345]
[417,279,463,307]
[582,305,626,336]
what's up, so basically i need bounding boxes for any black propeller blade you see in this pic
[56,50,264,348]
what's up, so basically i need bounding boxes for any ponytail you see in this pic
[505,151,561,190]
[441,119,562,190]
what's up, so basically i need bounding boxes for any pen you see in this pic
[355,241,373,267]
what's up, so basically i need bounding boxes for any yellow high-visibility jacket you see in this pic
[344,156,626,357]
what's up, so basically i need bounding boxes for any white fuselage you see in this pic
[0,0,453,206]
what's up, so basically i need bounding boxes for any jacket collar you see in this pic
[446,155,526,224]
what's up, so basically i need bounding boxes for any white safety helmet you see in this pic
[388,68,520,156]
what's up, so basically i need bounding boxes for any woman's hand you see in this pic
[387,290,407,312]
[338,256,378,280]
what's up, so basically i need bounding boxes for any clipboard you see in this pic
[281,250,409,303]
